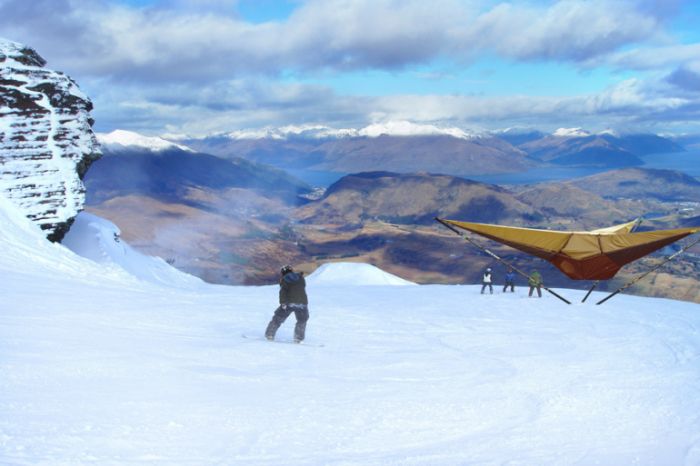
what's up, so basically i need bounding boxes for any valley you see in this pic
[83,143,700,303]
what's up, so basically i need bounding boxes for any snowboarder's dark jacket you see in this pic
[279,272,308,305]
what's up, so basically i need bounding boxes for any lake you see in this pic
[640,150,700,177]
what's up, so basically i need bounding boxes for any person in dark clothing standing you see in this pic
[265,265,309,343]
[503,268,516,292]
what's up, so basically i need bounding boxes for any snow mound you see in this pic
[61,212,202,287]
[98,129,193,152]
[306,262,416,286]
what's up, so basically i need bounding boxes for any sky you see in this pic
[1,0,700,137]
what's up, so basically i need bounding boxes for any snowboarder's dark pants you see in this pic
[265,304,309,341]
[503,281,514,292]
[481,283,493,294]
[529,285,542,297]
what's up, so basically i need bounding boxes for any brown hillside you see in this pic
[567,168,700,201]
[296,172,542,226]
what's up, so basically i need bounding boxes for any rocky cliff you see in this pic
[0,38,100,241]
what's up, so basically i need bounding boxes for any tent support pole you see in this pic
[435,218,572,305]
[581,281,599,303]
[596,234,700,305]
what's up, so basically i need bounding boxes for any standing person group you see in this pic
[481,266,514,294]
[477,266,543,298]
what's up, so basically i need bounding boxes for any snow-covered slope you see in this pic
[98,129,193,152]
[0,38,100,241]
[2,196,700,465]
[62,211,202,287]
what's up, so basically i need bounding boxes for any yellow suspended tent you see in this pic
[438,218,699,281]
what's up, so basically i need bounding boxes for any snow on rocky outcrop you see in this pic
[0,38,100,241]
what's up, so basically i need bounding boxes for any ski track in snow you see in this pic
[2,201,700,464]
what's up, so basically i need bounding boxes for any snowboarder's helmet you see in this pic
[486,268,492,272]
[280,265,293,275]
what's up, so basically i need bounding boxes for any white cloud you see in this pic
[593,43,700,71]
[90,75,692,137]
[3,0,697,135]
[0,0,667,81]
[464,0,659,61]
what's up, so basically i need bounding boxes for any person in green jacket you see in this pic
[265,265,309,343]
[528,270,543,298]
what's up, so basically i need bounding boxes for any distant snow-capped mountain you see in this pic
[185,128,530,177]
[552,127,592,138]
[180,123,684,175]
[84,135,312,206]
[98,129,193,152]
[0,38,101,241]
[223,121,478,141]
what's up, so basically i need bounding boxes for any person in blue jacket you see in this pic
[503,268,516,292]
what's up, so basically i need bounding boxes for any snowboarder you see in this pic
[528,270,543,298]
[265,265,309,343]
[503,268,516,292]
[481,267,493,294]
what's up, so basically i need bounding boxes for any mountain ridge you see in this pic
[182,126,684,177]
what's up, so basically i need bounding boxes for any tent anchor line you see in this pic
[435,217,572,305]
[581,281,599,303]
[596,235,700,305]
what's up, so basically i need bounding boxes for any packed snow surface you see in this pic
[2,195,700,465]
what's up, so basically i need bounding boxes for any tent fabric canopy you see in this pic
[441,218,699,280]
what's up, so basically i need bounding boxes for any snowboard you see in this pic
[241,333,325,347]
